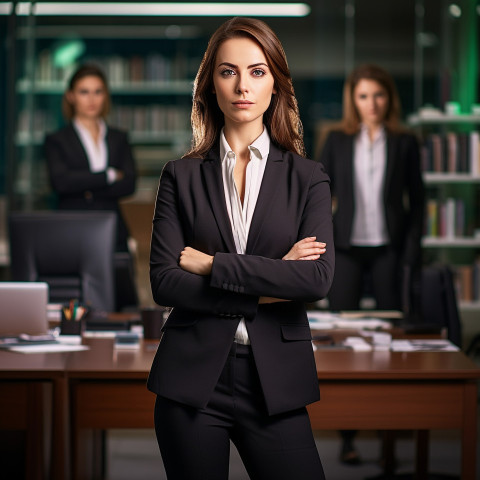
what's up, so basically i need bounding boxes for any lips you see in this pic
[233,101,253,105]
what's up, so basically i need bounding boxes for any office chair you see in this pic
[401,264,462,349]
[8,211,117,312]
[419,264,462,348]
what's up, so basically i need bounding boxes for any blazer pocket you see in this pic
[281,324,312,342]
[162,316,197,330]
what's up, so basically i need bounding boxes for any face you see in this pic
[353,79,389,128]
[212,36,276,131]
[67,75,107,120]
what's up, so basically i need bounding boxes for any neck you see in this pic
[75,116,100,131]
[364,122,382,142]
[223,122,263,159]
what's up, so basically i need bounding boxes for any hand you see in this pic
[111,168,125,182]
[179,247,214,275]
[282,236,326,261]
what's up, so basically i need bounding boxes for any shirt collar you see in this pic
[220,126,270,162]
[73,118,107,140]
[358,123,385,144]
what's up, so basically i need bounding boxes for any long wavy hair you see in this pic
[339,63,403,134]
[184,17,305,158]
[62,63,111,121]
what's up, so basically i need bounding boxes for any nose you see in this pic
[236,74,248,95]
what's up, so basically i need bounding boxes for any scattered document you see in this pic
[7,344,90,354]
[390,339,459,352]
[343,336,373,351]
[308,311,392,331]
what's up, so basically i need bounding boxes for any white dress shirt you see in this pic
[351,124,389,246]
[220,127,270,345]
[73,118,116,184]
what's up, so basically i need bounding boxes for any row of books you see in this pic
[17,104,191,139]
[420,131,480,175]
[109,104,190,133]
[453,261,480,302]
[34,50,200,84]
[424,198,466,238]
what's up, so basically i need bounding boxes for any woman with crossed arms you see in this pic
[147,17,334,480]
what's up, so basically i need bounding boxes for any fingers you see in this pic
[282,237,327,261]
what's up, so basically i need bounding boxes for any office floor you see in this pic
[105,417,480,480]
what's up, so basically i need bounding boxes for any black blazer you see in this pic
[44,124,136,250]
[147,142,335,416]
[319,129,425,266]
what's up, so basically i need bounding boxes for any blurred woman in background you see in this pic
[44,63,136,253]
[318,63,425,464]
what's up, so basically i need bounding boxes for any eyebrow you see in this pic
[217,62,269,69]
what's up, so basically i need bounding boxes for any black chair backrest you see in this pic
[421,264,462,348]
[9,211,117,312]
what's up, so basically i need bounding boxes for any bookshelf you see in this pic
[410,112,480,311]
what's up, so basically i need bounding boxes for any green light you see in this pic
[53,39,85,68]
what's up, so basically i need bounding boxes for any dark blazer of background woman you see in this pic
[319,129,424,267]
[44,123,136,251]
[147,141,335,416]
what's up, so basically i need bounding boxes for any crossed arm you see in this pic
[179,237,327,304]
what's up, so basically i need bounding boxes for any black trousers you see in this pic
[328,245,401,311]
[154,342,325,480]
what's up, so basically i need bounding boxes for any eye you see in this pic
[220,68,236,77]
[251,68,266,77]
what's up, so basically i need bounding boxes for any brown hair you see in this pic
[184,17,305,158]
[339,63,403,134]
[62,64,111,120]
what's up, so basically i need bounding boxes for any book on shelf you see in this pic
[424,197,465,238]
[421,131,480,176]
[453,260,480,302]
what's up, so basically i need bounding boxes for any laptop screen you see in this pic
[0,282,49,336]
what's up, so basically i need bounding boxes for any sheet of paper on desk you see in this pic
[390,339,459,352]
[334,319,392,330]
[7,344,90,354]
[307,311,392,331]
[308,311,340,329]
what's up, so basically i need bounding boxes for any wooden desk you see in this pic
[308,349,480,479]
[2,336,479,479]
[0,350,69,480]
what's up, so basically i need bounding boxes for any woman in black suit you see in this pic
[44,64,136,252]
[318,64,425,464]
[148,17,334,480]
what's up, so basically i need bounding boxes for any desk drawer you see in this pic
[72,381,156,429]
[308,380,466,430]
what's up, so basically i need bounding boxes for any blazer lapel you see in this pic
[344,135,354,200]
[246,142,284,254]
[68,124,91,169]
[201,149,237,253]
[384,133,397,196]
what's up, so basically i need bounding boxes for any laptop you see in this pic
[0,282,49,336]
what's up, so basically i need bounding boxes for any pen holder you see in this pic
[60,303,88,335]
